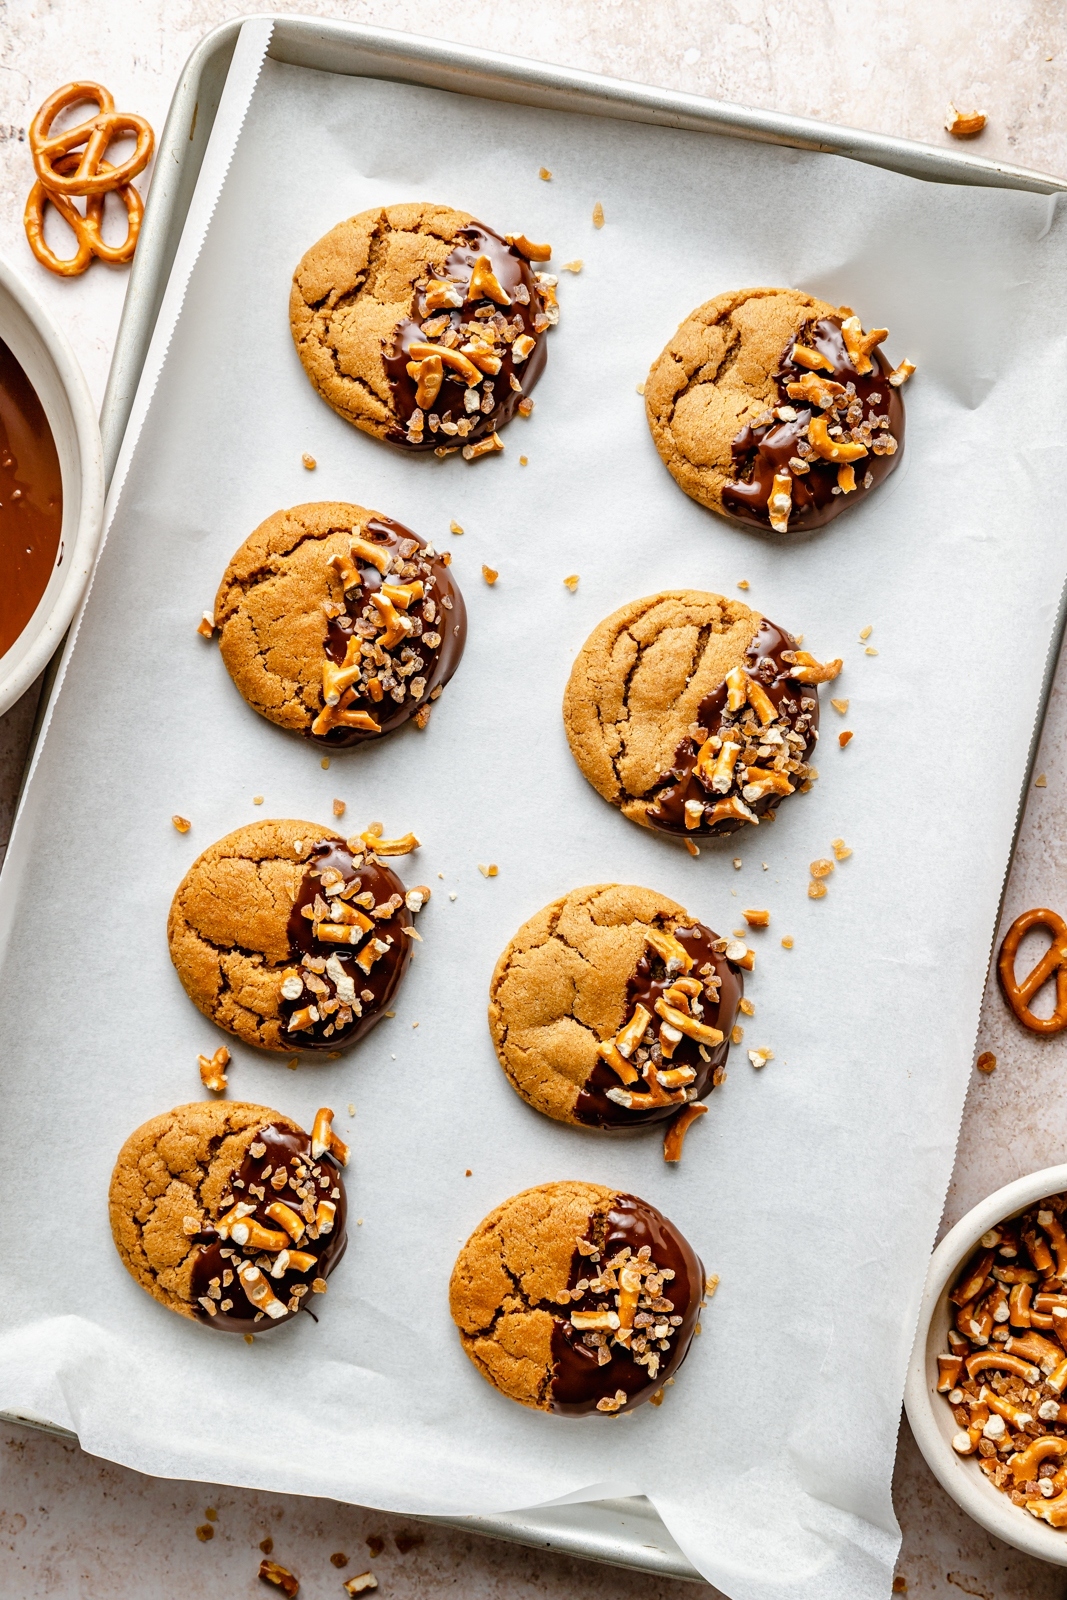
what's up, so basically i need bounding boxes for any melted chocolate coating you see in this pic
[315,514,467,748]
[574,923,742,1129]
[190,1121,348,1334]
[646,618,819,839]
[279,838,412,1051]
[550,1194,704,1415]
[721,316,905,533]
[0,338,62,659]
[383,221,549,451]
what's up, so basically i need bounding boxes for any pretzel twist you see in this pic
[29,81,153,196]
[24,154,144,277]
[24,82,153,277]
[998,907,1067,1035]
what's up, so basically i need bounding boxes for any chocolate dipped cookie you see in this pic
[563,590,841,839]
[645,287,913,532]
[488,884,744,1130]
[290,203,557,456]
[109,1100,348,1332]
[213,502,466,746]
[449,1181,705,1414]
[167,819,422,1052]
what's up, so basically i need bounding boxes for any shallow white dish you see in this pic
[905,1163,1067,1564]
[0,255,104,718]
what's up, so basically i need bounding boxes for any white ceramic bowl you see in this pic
[0,255,104,718]
[905,1163,1067,1563]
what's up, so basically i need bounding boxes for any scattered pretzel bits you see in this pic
[976,1052,997,1075]
[539,167,552,180]
[563,260,583,273]
[831,697,849,714]
[198,1047,229,1093]
[945,104,987,137]
[478,863,499,878]
[301,453,316,469]
[343,1575,378,1595]
[563,574,580,591]
[1037,774,1048,788]
[196,611,215,638]
[663,1103,707,1163]
[839,730,854,747]
[172,815,190,833]
[743,909,770,928]
[258,1559,299,1596]
[592,202,605,228]
[748,1048,774,1069]
[482,565,499,585]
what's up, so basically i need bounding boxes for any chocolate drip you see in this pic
[382,222,549,451]
[549,1194,704,1415]
[721,316,905,533]
[189,1121,348,1334]
[574,923,742,1129]
[314,513,466,748]
[646,616,818,839]
[0,337,63,659]
[279,837,412,1051]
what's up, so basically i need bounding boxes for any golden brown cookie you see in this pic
[563,590,841,839]
[449,1181,705,1414]
[108,1100,349,1331]
[289,202,557,456]
[488,884,744,1130]
[645,287,909,531]
[167,819,417,1053]
[213,502,466,746]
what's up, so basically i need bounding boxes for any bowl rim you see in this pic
[0,254,104,718]
[904,1162,1067,1564]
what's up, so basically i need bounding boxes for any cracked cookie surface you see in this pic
[449,1181,704,1414]
[213,501,466,745]
[645,288,836,516]
[289,201,552,451]
[488,884,742,1128]
[109,1101,348,1330]
[167,818,411,1053]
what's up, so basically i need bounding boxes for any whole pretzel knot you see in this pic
[24,81,153,277]
[997,907,1067,1034]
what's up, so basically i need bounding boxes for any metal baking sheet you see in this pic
[10,15,1067,1583]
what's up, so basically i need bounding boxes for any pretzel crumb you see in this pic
[808,880,827,900]
[839,730,854,747]
[685,839,700,856]
[563,574,580,591]
[343,1576,378,1596]
[737,579,750,590]
[945,104,987,137]
[320,757,330,770]
[253,794,264,805]
[830,697,849,714]
[1036,774,1048,788]
[258,1559,299,1596]
[449,520,464,535]
[810,858,834,879]
[781,936,794,949]
[592,201,605,227]
[739,998,755,1016]
[196,611,215,638]
[732,858,742,870]
[301,453,316,470]
[519,455,528,465]
[539,166,552,179]
[196,1523,214,1541]
[198,1046,230,1093]
[172,815,191,833]
[976,1051,997,1074]
[636,381,645,395]
[743,909,769,927]
[859,625,873,640]
[748,1048,774,1069]
[563,259,583,272]
[477,863,499,878]
[482,565,498,585]
[332,798,346,818]
[731,1024,743,1045]
[865,646,879,656]
[831,838,852,861]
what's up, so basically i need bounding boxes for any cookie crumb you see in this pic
[539,166,552,180]
[839,730,853,747]
[482,565,498,585]
[449,519,464,535]
[1036,773,1048,787]
[781,936,794,949]
[592,201,604,228]
[332,798,346,818]
[196,611,215,638]
[635,380,645,395]
[478,863,499,878]
[684,839,700,857]
[737,579,750,590]
[301,453,316,470]
[172,815,191,833]
[563,574,579,591]
[195,1524,214,1542]
[253,794,264,805]
[859,624,873,640]
[830,697,849,714]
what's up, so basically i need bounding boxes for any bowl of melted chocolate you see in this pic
[0,255,104,716]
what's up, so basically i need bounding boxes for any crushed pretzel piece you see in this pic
[482,565,499,585]
[198,1046,230,1093]
[663,1104,708,1163]
[976,1051,997,1074]
[172,815,191,833]
[563,574,579,591]
[343,1575,378,1596]
[831,838,852,861]
[301,453,316,470]
[743,909,769,928]
[259,1559,300,1596]
[358,827,419,856]
[748,1048,774,1069]
[478,863,499,878]
[889,358,916,387]
[830,697,849,714]
[592,202,605,228]
[196,611,215,638]
[945,105,987,137]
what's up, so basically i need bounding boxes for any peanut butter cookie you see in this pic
[563,590,841,839]
[645,287,911,532]
[167,819,420,1053]
[449,1181,705,1414]
[109,1100,348,1332]
[213,502,466,746]
[489,884,744,1132]
[289,202,557,456]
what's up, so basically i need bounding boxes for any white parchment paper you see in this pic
[2,30,1067,1600]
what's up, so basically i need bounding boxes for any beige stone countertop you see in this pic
[2,3,1067,1595]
